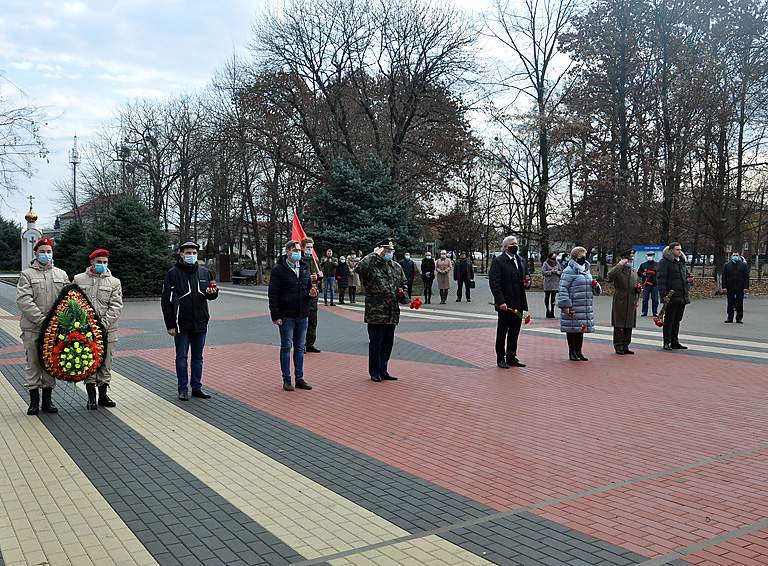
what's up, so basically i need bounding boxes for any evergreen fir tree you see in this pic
[89,196,170,296]
[0,216,21,271]
[54,221,90,280]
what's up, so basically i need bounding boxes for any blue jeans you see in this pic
[174,331,206,393]
[323,276,335,304]
[279,316,308,383]
[641,286,659,315]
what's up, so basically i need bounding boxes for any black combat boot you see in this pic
[98,384,116,408]
[86,383,98,410]
[41,388,58,414]
[27,389,40,416]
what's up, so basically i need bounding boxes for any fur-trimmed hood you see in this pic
[662,246,687,262]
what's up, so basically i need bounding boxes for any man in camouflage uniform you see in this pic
[16,237,69,415]
[356,239,410,382]
[73,249,123,410]
[301,237,322,353]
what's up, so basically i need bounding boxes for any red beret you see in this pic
[33,238,55,250]
[89,249,110,260]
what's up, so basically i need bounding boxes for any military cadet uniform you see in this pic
[16,238,69,415]
[73,249,123,410]
[305,258,321,352]
[356,239,410,382]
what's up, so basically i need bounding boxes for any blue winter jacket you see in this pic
[558,260,601,333]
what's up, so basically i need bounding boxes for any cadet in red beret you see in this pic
[74,249,123,409]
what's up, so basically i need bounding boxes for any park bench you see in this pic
[232,268,258,285]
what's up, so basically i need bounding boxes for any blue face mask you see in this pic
[183,254,198,265]
[384,252,394,261]
[304,249,312,258]
[731,255,740,262]
[37,253,52,265]
[290,252,301,262]
[94,263,108,274]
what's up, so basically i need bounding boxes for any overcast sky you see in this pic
[1,0,494,229]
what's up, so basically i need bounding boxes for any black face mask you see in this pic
[576,257,587,265]
[508,245,518,255]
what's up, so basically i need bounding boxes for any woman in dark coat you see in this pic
[607,249,639,355]
[558,246,601,361]
[420,252,436,304]
[336,256,350,304]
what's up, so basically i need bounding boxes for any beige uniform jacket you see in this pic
[73,268,123,343]
[16,261,70,332]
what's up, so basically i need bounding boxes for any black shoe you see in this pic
[671,343,688,350]
[568,352,579,361]
[381,374,398,381]
[576,353,589,361]
[456,298,461,302]
[736,320,743,324]
[178,390,189,401]
[306,345,321,353]
[614,348,625,355]
[283,382,294,391]
[724,319,733,323]
[97,384,116,408]
[86,383,98,411]
[624,348,635,355]
[191,389,211,399]
[663,343,673,351]
[507,359,526,367]
[370,375,382,382]
[331,302,335,306]
[497,361,510,369]
[295,379,313,390]
[641,313,647,317]
[467,299,471,302]
[27,389,40,416]
[41,388,58,414]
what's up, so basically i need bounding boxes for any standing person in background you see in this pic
[435,250,453,304]
[558,247,601,361]
[607,249,639,355]
[453,252,475,302]
[398,252,416,298]
[656,242,694,351]
[558,252,570,272]
[489,236,530,369]
[541,253,561,318]
[637,251,660,317]
[721,250,749,323]
[301,238,322,352]
[421,251,436,304]
[347,252,361,304]
[161,241,219,401]
[320,249,338,306]
[337,255,350,304]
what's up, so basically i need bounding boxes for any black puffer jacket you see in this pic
[161,261,218,333]
[722,259,749,291]
[656,249,691,304]
[268,256,312,321]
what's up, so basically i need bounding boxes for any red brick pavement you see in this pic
[687,529,768,565]
[121,325,768,562]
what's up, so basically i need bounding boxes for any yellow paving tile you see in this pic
[0,369,157,566]
[106,370,493,563]
[328,535,493,565]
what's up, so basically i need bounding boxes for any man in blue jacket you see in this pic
[161,241,219,400]
[268,241,317,391]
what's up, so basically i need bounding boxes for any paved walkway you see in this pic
[0,280,766,566]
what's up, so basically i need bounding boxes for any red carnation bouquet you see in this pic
[409,297,423,310]
[634,282,643,294]
[523,274,531,288]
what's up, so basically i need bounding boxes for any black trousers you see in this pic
[544,291,556,314]
[368,324,396,378]
[662,300,686,344]
[496,311,522,362]
[423,278,433,303]
[349,286,357,303]
[613,327,633,349]
[405,281,413,298]
[306,297,318,347]
[566,332,585,353]
[457,278,471,300]
[726,288,745,321]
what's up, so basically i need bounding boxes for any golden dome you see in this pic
[25,206,38,223]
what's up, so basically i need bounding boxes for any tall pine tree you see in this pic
[89,196,170,296]
[54,221,90,279]
[0,216,21,271]
[308,156,417,254]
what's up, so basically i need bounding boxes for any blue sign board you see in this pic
[632,245,665,272]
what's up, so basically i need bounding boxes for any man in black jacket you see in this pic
[454,252,475,302]
[656,242,693,351]
[721,251,750,323]
[161,241,219,400]
[398,252,416,298]
[489,236,530,368]
[269,241,317,391]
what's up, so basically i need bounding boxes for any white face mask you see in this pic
[404,254,410,260]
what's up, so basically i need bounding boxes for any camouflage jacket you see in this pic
[357,252,409,325]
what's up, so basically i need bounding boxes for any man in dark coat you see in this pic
[656,242,693,351]
[453,252,475,302]
[488,236,530,368]
[607,249,639,355]
[356,239,410,382]
[398,252,416,298]
[637,251,660,317]
[301,238,322,353]
[420,252,436,304]
[269,241,317,391]
[721,251,750,323]
[161,241,219,400]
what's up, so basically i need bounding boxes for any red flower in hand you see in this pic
[409,297,423,310]
[581,323,587,333]
[524,274,531,287]
[591,280,599,288]
[524,313,532,325]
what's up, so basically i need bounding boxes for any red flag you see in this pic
[291,214,317,261]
